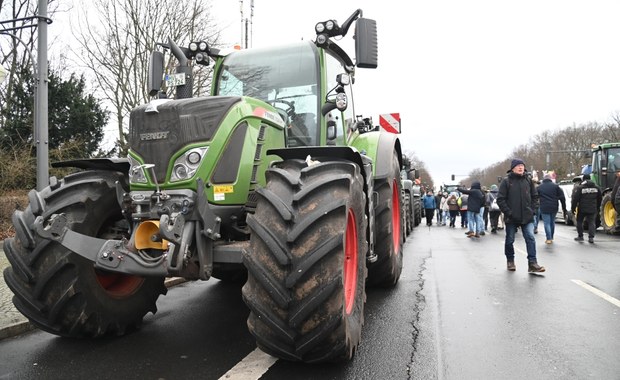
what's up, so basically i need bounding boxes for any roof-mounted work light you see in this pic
[187,40,210,66]
[315,19,342,47]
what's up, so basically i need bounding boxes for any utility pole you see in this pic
[239,0,254,49]
[36,0,49,191]
[0,1,51,191]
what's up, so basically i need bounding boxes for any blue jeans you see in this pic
[475,207,484,233]
[533,208,541,229]
[541,213,555,240]
[504,222,537,262]
[467,210,484,233]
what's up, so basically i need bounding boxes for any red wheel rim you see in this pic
[95,270,144,298]
[344,209,358,315]
[391,180,401,253]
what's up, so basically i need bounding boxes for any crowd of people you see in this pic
[421,157,620,273]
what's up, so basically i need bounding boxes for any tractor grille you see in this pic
[129,96,241,182]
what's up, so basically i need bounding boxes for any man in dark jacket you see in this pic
[458,181,485,237]
[496,158,544,272]
[537,174,568,244]
[571,173,602,243]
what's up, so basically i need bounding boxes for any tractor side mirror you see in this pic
[148,51,164,97]
[355,18,378,68]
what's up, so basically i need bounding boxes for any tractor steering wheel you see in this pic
[267,99,295,124]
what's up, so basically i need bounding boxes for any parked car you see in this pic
[556,180,576,225]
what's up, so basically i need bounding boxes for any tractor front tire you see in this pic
[600,193,619,234]
[367,152,404,287]
[243,159,367,363]
[3,170,166,338]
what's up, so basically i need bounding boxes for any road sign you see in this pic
[379,113,400,134]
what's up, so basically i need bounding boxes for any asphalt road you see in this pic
[1,222,618,379]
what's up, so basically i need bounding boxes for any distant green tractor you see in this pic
[589,142,620,234]
[4,9,404,363]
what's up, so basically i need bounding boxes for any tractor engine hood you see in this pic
[128,96,241,182]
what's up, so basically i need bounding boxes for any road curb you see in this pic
[0,277,187,341]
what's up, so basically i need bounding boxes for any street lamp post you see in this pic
[0,0,51,190]
[36,0,49,191]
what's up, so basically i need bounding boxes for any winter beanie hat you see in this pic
[510,158,525,170]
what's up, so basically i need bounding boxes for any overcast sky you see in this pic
[212,0,620,186]
[48,0,620,187]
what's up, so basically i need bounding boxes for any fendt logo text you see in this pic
[140,131,170,141]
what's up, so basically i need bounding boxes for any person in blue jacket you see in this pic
[422,191,437,226]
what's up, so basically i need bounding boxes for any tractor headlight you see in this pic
[335,92,347,111]
[170,147,208,182]
[128,155,148,184]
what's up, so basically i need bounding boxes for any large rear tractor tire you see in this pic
[367,152,404,287]
[413,198,422,227]
[600,193,619,234]
[404,193,412,236]
[3,171,166,338]
[242,159,368,363]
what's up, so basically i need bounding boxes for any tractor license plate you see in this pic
[165,73,186,87]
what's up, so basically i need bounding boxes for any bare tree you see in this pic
[71,0,221,151]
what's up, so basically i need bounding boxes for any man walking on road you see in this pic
[537,173,568,244]
[496,158,545,273]
[423,190,436,226]
[571,173,602,244]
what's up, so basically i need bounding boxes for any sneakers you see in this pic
[491,228,497,234]
[528,262,546,273]
[473,234,480,238]
[479,231,486,236]
[574,236,584,242]
[465,231,475,237]
[588,237,594,244]
[507,261,516,271]
[545,239,553,244]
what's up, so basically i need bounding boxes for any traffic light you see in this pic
[451,174,455,181]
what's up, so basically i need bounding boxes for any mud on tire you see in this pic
[3,170,166,338]
[242,159,367,363]
[366,152,404,287]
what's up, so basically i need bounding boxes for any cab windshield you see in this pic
[216,42,320,146]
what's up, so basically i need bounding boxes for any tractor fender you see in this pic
[348,131,402,179]
[374,132,402,179]
[268,146,371,179]
[52,158,130,174]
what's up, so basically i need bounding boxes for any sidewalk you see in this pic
[0,241,33,340]
[0,240,185,341]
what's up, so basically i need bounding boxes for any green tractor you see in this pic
[3,9,404,363]
[589,142,620,234]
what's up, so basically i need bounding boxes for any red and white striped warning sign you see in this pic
[379,113,401,134]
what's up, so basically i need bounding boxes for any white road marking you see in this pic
[571,279,620,308]
[218,348,278,380]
